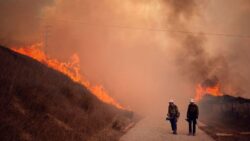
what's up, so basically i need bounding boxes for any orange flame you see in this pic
[11,43,124,109]
[195,83,223,101]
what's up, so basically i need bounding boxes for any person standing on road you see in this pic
[186,98,199,136]
[167,99,180,135]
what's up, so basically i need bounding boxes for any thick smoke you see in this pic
[0,0,53,45]
[201,76,219,88]
[164,0,206,82]
[165,0,198,22]
[1,0,250,115]
[175,35,230,88]
[165,0,250,98]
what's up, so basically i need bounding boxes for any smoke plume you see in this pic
[1,0,250,115]
[0,0,53,45]
[166,0,250,98]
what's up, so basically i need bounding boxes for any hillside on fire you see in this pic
[0,45,134,141]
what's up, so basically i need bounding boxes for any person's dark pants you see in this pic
[170,118,177,133]
[188,119,197,135]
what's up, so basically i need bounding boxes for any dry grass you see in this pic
[0,46,133,141]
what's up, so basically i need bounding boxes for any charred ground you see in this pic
[0,46,134,141]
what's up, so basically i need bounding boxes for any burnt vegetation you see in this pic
[0,46,133,141]
[198,95,250,141]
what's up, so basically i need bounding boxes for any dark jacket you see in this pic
[187,103,199,120]
[168,104,180,119]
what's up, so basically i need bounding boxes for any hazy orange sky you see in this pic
[1,0,250,114]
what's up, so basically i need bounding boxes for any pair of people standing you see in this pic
[166,99,199,136]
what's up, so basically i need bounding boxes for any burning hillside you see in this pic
[0,45,133,141]
[11,43,123,109]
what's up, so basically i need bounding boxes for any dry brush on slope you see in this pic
[0,46,133,141]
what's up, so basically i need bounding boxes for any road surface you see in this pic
[120,115,215,141]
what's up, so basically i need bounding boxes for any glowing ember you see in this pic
[11,43,124,109]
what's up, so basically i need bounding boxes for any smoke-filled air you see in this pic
[1,0,250,116]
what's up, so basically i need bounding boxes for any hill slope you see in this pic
[0,46,132,141]
[198,95,250,141]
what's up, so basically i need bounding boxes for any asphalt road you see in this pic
[120,115,215,141]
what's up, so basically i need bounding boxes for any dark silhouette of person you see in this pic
[167,99,180,134]
[186,99,199,136]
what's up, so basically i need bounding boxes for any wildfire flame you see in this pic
[11,43,124,109]
[195,83,223,101]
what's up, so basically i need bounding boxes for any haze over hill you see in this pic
[0,46,133,141]
[1,1,250,141]
[1,0,250,116]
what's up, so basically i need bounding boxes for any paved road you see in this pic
[120,115,215,141]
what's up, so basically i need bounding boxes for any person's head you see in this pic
[169,99,174,105]
[190,98,195,104]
